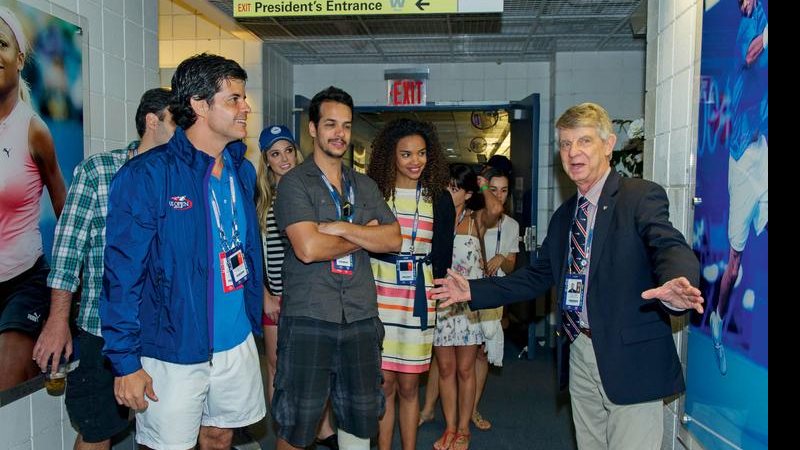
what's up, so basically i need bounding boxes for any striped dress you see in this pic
[371,187,435,373]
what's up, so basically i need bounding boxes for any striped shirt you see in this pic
[46,142,138,336]
[262,205,284,295]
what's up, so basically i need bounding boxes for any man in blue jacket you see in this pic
[100,53,265,450]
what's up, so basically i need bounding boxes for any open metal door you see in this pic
[509,93,540,261]
[506,94,542,356]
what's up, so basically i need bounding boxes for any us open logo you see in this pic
[169,195,193,210]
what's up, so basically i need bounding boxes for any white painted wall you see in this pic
[294,60,554,240]
[645,0,703,449]
[293,54,646,244]
[294,61,550,106]
[0,0,158,448]
[551,51,647,211]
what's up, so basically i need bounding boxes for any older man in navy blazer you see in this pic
[432,103,704,449]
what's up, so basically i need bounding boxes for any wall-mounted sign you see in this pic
[388,79,426,106]
[233,0,502,18]
[385,68,429,106]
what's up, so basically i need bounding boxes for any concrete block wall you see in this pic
[293,54,647,244]
[294,61,554,241]
[645,0,703,448]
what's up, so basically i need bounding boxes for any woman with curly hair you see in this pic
[367,118,454,450]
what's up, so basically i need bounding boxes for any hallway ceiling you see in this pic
[208,0,646,64]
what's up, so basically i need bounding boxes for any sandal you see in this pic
[419,410,435,427]
[451,431,471,450]
[433,429,457,450]
[471,411,492,431]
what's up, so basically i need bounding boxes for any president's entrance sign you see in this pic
[233,0,502,17]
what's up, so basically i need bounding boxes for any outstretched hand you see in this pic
[641,276,704,313]
[431,268,472,308]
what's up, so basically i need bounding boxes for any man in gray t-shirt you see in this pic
[273,86,401,450]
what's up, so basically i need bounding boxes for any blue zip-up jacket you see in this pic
[100,127,264,376]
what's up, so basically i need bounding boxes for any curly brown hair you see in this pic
[367,118,449,202]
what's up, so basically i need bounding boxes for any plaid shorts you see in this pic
[272,316,385,448]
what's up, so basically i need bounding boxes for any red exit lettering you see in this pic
[238,2,251,12]
[389,79,425,106]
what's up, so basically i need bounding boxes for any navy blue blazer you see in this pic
[469,171,699,405]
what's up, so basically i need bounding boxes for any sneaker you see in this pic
[709,311,722,346]
[709,311,727,375]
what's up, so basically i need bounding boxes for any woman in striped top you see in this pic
[255,126,304,403]
[367,119,454,450]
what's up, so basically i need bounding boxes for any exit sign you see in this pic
[388,79,426,106]
[385,68,429,106]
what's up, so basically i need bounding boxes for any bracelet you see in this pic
[480,185,489,192]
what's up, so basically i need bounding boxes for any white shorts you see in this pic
[728,134,768,252]
[135,334,266,450]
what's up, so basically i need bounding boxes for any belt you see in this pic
[369,252,431,331]
[579,327,592,338]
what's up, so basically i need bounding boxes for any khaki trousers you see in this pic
[568,334,663,450]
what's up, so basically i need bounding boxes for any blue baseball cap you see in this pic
[259,125,296,151]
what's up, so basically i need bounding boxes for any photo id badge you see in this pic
[331,254,354,275]
[224,245,249,291]
[562,273,586,312]
[395,256,416,285]
[218,251,238,293]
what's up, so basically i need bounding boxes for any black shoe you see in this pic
[315,433,339,450]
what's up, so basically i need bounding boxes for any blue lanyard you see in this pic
[209,157,241,250]
[392,183,422,254]
[320,171,354,222]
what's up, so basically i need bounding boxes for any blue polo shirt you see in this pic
[209,150,251,351]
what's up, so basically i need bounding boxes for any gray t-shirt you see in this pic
[274,158,396,324]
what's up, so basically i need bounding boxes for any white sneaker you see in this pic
[710,311,722,346]
[709,311,727,375]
